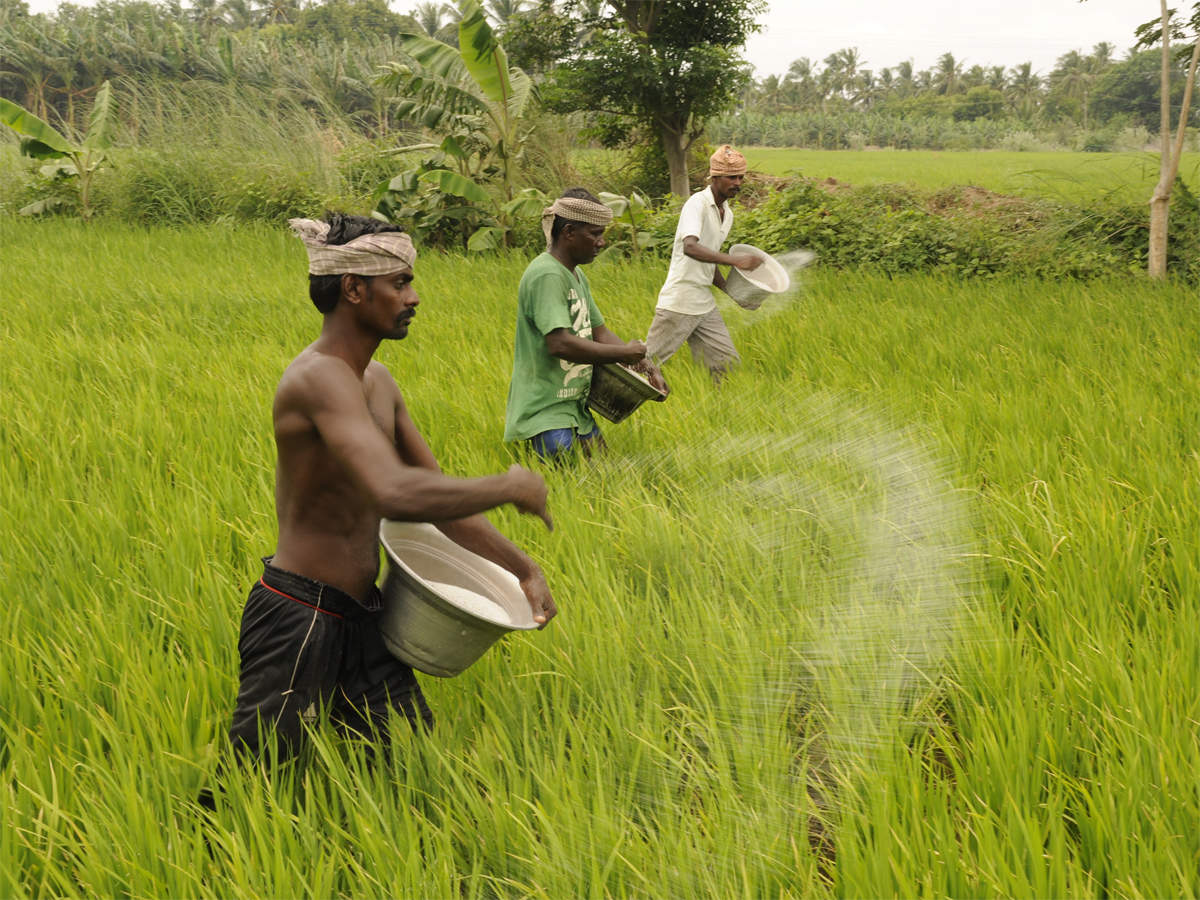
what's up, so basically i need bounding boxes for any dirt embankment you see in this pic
[741,172,1042,221]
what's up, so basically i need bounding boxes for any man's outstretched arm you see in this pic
[682,235,763,272]
[389,375,558,625]
[294,355,552,528]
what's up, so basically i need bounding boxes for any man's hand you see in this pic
[506,464,553,530]
[730,253,764,272]
[646,365,669,396]
[617,339,648,365]
[630,358,669,396]
[519,568,557,628]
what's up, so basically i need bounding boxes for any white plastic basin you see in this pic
[724,243,791,309]
[378,521,537,677]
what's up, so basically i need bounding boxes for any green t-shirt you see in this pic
[504,252,606,442]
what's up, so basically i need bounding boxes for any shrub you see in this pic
[715,175,1200,280]
[97,149,332,224]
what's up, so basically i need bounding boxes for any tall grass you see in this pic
[1,219,1197,896]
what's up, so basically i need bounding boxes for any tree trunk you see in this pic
[1148,192,1170,276]
[1149,0,1200,278]
[1149,0,1173,278]
[661,124,690,198]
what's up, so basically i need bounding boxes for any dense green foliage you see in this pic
[0,0,421,136]
[543,0,763,194]
[728,45,1200,152]
[373,1,546,250]
[569,150,1200,280]
[726,177,1199,279]
[2,220,1197,896]
[3,0,1199,276]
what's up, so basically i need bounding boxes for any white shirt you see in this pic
[655,186,733,316]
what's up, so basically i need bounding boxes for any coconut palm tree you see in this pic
[1050,49,1104,129]
[822,46,861,101]
[256,0,299,26]
[893,59,914,98]
[783,56,817,109]
[933,52,962,95]
[757,72,783,113]
[190,0,224,31]
[484,0,528,27]
[1006,61,1041,119]
[222,0,256,31]
[411,1,458,44]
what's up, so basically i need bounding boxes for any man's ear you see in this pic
[341,273,365,304]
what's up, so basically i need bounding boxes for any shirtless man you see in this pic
[227,213,556,759]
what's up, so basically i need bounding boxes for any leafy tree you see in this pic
[953,85,1005,121]
[256,0,300,26]
[547,0,764,197]
[933,52,962,95]
[1006,62,1041,118]
[783,57,820,109]
[1047,44,1113,130]
[1136,1,1200,278]
[496,0,575,74]
[1089,47,1187,127]
[409,1,459,44]
[483,0,528,26]
[294,0,413,44]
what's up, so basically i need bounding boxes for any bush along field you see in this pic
[1,219,1197,897]
[620,172,1198,281]
[6,124,1200,280]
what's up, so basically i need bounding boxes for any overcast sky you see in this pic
[22,0,1160,79]
[744,0,1158,79]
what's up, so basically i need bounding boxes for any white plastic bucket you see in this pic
[724,243,791,310]
[378,521,537,677]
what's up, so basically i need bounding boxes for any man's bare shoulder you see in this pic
[275,347,359,415]
[365,359,403,398]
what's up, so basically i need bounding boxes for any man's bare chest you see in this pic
[364,386,396,442]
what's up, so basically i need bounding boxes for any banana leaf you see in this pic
[82,81,114,151]
[397,34,468,84]
[0,97,72,156]
[467,225,506,251]
[456,1,512,111]
[418,169,490,205]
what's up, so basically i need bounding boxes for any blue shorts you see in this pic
[528,426,604,460]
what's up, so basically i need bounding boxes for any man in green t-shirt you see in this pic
[504,188,667,460]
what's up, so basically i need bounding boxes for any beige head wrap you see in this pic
[709,144,747,177]
[541,196,614,246]
[289,218,416,276]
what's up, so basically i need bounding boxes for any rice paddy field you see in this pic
[2,218,1198,897]
[740,148,1200,205]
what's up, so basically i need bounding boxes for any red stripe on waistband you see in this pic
[258,578,345,619]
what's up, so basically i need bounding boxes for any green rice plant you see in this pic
[1,220,1197,897]
[738,147,1200,206]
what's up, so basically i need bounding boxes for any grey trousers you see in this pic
[645,307,741,374]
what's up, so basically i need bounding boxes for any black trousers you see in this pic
[228,558,433,758]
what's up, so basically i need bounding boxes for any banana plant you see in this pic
[374,0,538,249]
[0,80,116,219]
[596,189,660,261]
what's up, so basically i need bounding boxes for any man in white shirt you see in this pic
[645,144,762,380]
